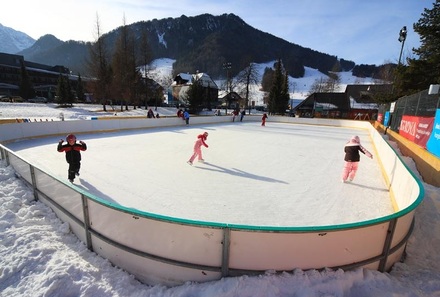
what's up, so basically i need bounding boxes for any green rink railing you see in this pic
[0,116,424,286]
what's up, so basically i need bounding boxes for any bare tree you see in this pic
[235,62,259,113]
[138,30,153,109]
[87,13,112,111]
[324,63,341,92]
[373,62,394,84]
[112,14,138,111]
[308,77,326,95]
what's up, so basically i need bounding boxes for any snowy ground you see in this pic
[1,103,440,296]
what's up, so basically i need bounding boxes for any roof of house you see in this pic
[295,83,390,111]
[296,92,350,110]
[345,84,392,103]
[219,91,242,100]
[172,72,219,89]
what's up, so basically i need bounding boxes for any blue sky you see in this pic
[1,0,433,65]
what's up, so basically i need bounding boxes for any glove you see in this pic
[79,141,84,144]
[59,139,64,143]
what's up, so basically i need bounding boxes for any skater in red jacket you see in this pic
[187,132,209,165]
[57,134,87,182]
[341,135,373,182]
[261,113,268,126]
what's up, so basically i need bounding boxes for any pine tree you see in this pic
[268,59,289,114]
[281,71,290,109]
[394,1,440,95]
[186,77,205,113]
[261,67,274,92]
[19,60,35,100]
[412,1,440,83]
[56,74,69,105]
[65,76,74,105]
[76,74,85,102]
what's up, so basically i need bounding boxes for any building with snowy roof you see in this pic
[294,84,391,120]
[170,72,219,108]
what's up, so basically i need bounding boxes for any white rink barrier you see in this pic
[0,115,424,286]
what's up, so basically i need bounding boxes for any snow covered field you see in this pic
[1,103,440,296]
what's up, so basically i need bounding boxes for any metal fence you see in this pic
[379,89,440,131]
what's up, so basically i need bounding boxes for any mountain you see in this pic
[4,14,385,79]
[0,23,35,54]
[106,13,356,78]
[18,34,91,74]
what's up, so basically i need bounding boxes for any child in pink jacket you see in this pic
[341,135,373,182]
[187,132,209,165]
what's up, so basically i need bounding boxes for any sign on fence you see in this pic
[399,115,434,148]
[383,111,390,126]
[426,109,440,158]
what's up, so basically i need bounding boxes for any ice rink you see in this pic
[6,121,393,227]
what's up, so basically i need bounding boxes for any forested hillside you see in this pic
[17,13,385,79]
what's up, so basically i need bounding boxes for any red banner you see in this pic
[399,115,434,148]
[377,113,383,123]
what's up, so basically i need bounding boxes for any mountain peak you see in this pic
[0,23,35,54]
[35,34,63,45]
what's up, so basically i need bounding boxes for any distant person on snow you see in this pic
[261,113,268,126]
[341,135,373,183]
[232,110,238,122]
[240,109,245,122]
[177,109,183,118]
[147,108,155,118]
[57,134,87,183]
[183,110,190,125]
[187,132,209,165]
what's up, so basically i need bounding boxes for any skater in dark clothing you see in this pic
[147,108,156,118]
[341,135,373,183]
[240,110,245,122]
[57,134,87,182]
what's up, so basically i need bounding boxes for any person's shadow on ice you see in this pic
[196,162,288,184]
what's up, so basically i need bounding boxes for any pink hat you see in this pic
[350,136,360,144]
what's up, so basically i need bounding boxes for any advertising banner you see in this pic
[426,109,440,158]
[383,111,390,126]
[377,113,383,124]
[399,115,434,148]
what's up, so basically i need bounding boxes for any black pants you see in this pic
[68,161,80,180]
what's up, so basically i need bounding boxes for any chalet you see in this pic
[218,91,243,109]
[294,84,391,120]
[170,72,218,107]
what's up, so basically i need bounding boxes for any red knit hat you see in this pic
[66,134,76,142]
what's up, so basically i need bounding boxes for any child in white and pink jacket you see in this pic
[187,132,209,165]
[341,135,373,182]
